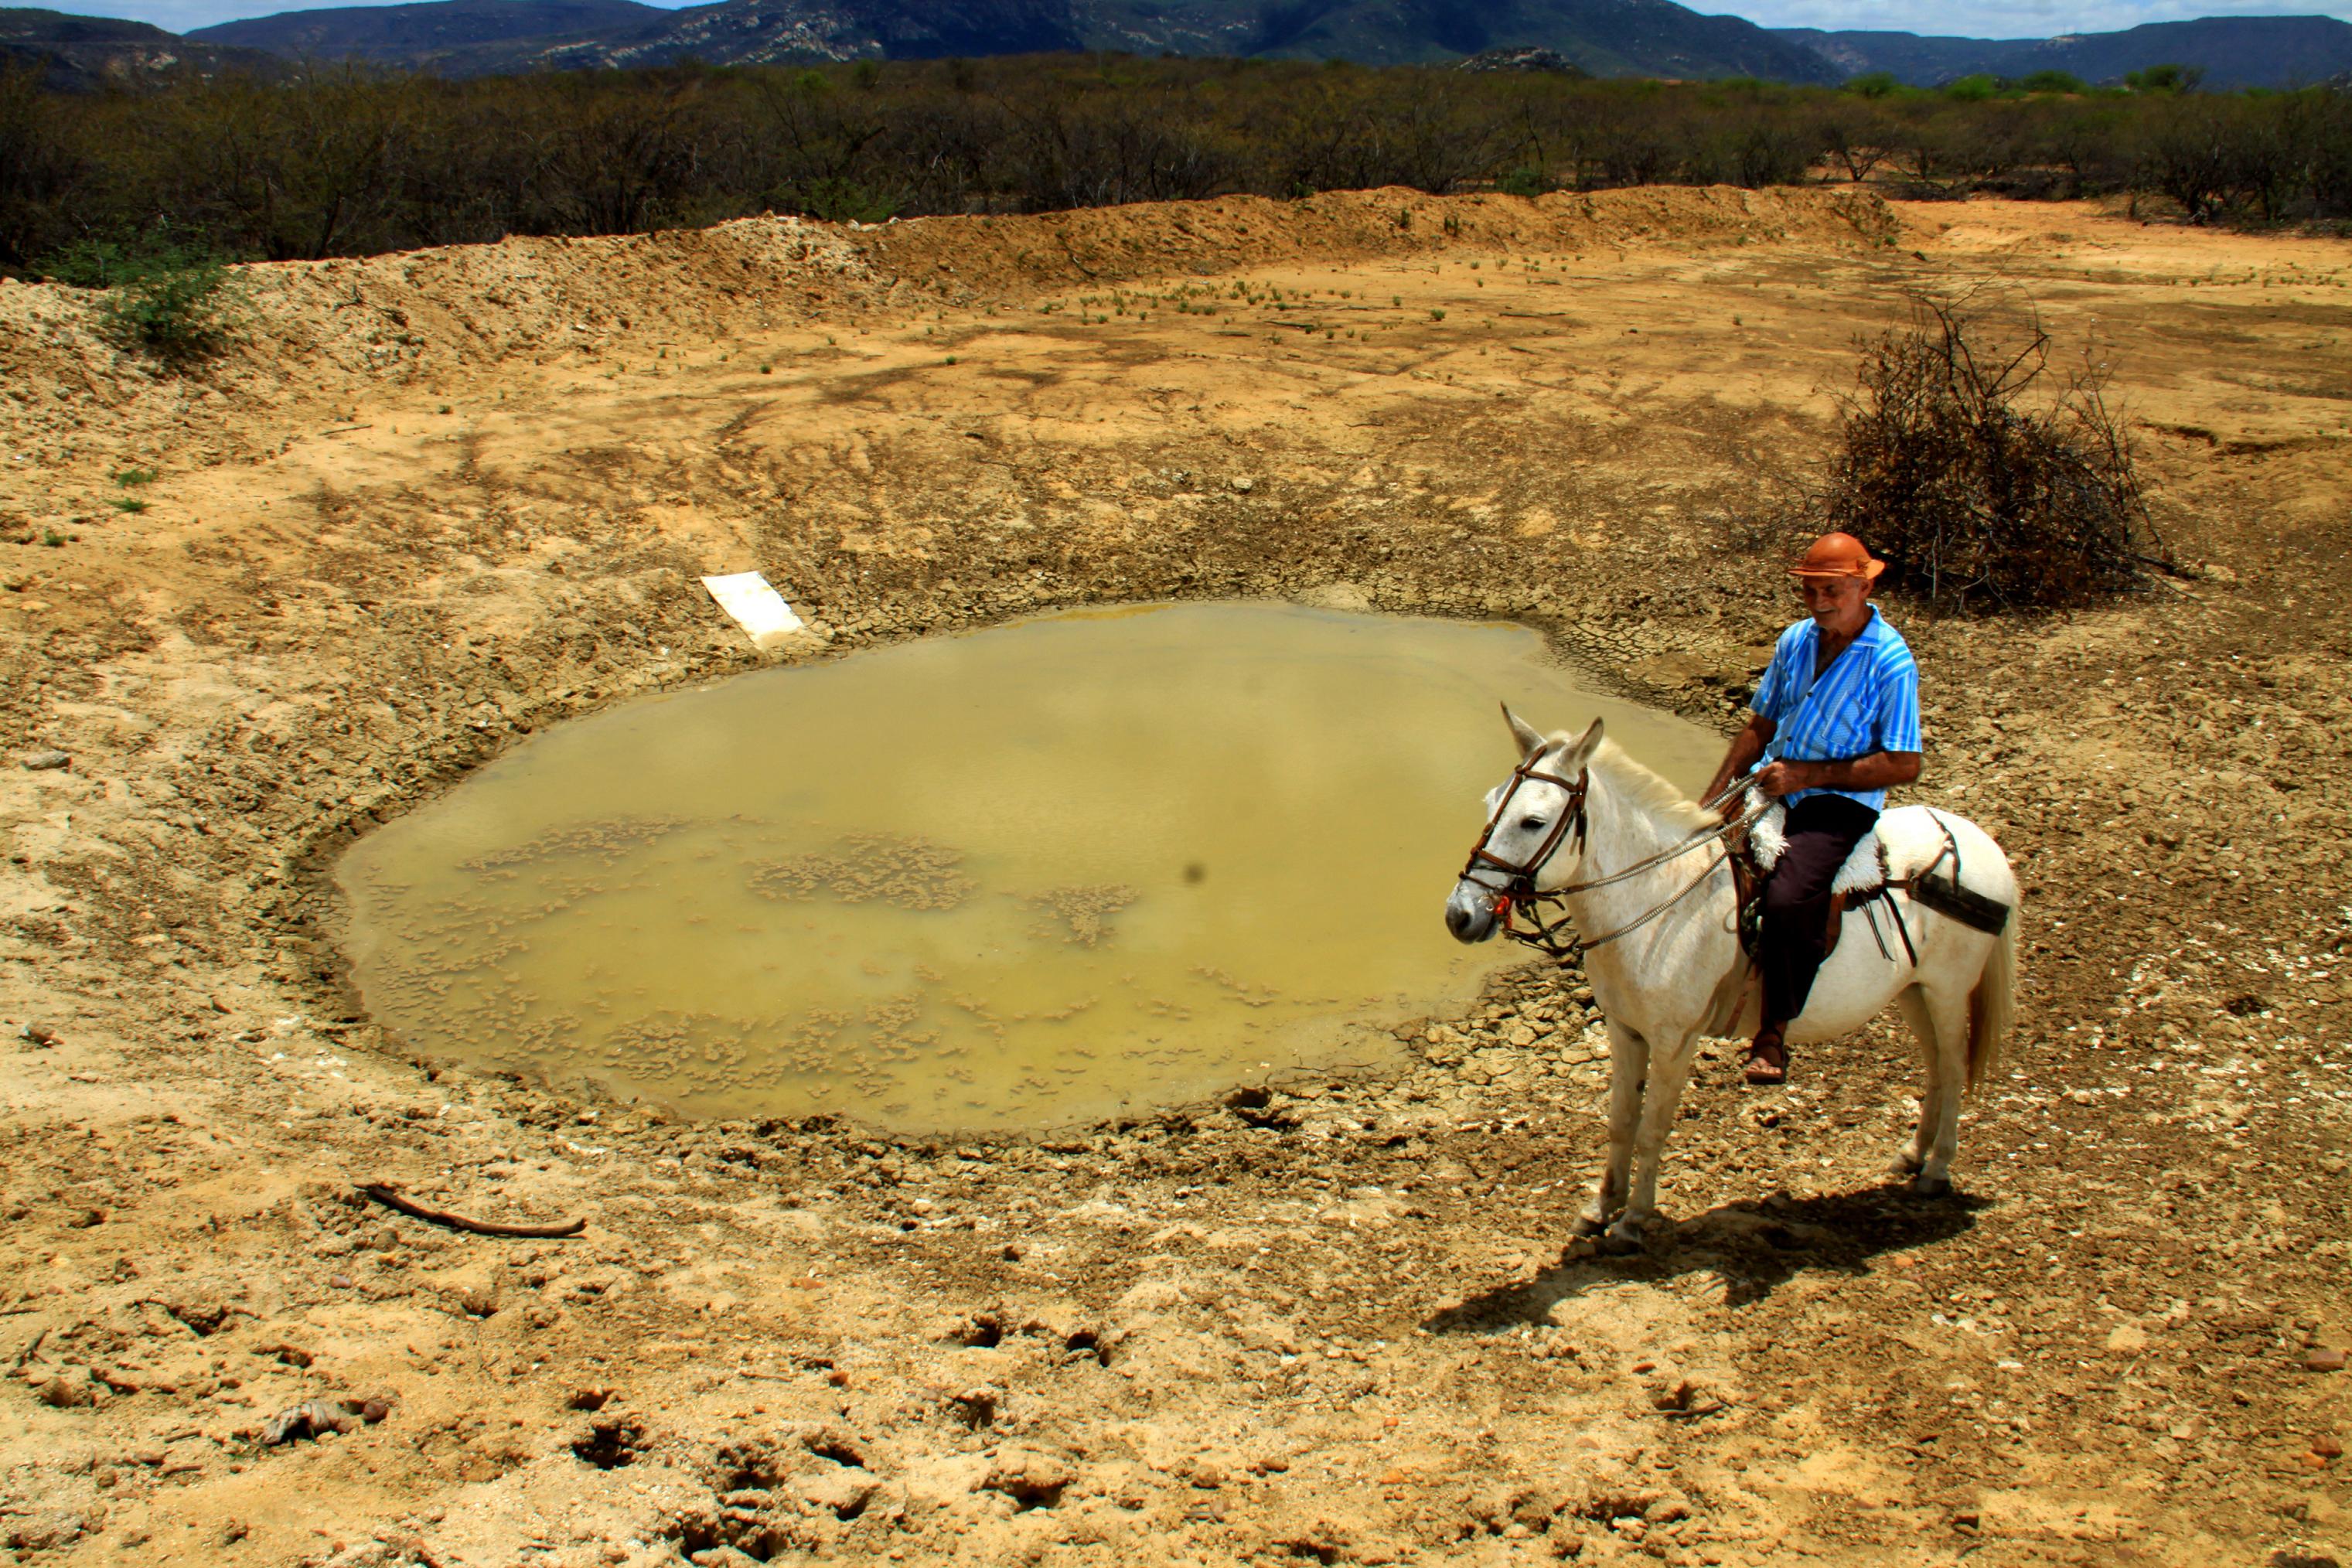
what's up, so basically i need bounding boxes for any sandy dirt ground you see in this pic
[1,185,2348,1567]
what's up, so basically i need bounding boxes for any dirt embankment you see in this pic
[2,189,2349,1568]
[0,185,1894,496]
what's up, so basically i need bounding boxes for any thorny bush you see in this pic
[1821,293,2167,612]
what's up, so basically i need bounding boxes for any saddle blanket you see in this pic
[1744,794,1989,891]
[1744,795,2013,939]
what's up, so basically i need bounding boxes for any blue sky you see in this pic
[49,0,2352,46]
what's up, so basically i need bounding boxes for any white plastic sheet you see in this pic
[700,571,806,651]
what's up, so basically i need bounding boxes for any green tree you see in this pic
[2020,70,2087,94]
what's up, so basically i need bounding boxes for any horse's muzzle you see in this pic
[1445,887,1498,944]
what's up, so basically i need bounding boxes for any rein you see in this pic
[1459,765,1763,962]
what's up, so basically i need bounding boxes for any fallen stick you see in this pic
[360,1183,585,1239]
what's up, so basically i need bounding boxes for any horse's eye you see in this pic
[1519,816,1547,833]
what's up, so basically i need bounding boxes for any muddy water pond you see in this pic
[336,602,1721,1131]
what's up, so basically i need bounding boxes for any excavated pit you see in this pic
[334,601,1720,1130]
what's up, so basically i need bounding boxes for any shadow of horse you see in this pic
[1423,1181,1989,1333]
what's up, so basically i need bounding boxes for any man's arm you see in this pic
[1753,751,1921,799]
[1703,712,1775,816]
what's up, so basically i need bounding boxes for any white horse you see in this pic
[1444,710,2020,1246]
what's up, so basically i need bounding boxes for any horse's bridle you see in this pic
[1458,752,1591,961]
[1459,761,1770,963]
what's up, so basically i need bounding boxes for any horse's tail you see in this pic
[1965,895,2019,1092]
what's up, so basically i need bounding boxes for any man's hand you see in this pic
[1753,752,1921,798]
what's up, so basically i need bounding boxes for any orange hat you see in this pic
[1789,531,1886,581]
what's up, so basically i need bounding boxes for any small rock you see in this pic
[35,1375,94,1409]
[260,1396,383,1444]
[4,1510,86,1551]
[458,1287,499,1318]
[2306,1348,2347,1372]
[980,1448,1072,1509]
[688,1547,765,1568]
[19,1022,57,1047]
[21,750,69,772]
[796,1467,878,1519]
[2313,1434,2343,1458]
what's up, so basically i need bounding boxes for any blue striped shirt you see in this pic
[1749,605,1921,813]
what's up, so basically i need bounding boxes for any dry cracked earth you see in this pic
[1,186,2348,1567]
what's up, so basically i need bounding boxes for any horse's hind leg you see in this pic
[1574,1019,1647,1237]
[1891,983,1969,1194]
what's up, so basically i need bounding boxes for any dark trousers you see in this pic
[1760,793,1880,1030]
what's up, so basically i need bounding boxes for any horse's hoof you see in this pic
[1887,1151,1924,1180]
[1599,1219,1647,1254]
[1907,1173,1954,1198]
[1570,1213,1608,1239]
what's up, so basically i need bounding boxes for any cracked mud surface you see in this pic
[2,186,2349,1566]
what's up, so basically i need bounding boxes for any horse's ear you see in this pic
[1502,704,1548,758]
[1563,716,1606,764]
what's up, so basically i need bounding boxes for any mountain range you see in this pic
[1,6,277,87]
[1774,15,2352,90]
[5,0,2347,90]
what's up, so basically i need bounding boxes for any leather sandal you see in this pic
[1744,1030,1788,1086]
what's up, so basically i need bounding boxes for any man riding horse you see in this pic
[1702,532,1921,1087]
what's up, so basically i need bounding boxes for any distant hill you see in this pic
[27,0,2352,90]
[187,0,666,64]
[1077,0,1840,78]
[1775,15,2352,90]
[0,5,281,87]
[505,0,1089,73]
[172,0,1838,79]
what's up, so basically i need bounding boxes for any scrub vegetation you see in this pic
[1820,292,2166,613]
[4,53,2351,276]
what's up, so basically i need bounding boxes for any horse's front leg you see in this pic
[1574,1018,1648,1237]
[1609,1030,1700,1246]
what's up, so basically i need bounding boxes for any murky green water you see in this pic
[335,602,1721,1131]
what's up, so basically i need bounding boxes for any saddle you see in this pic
[1730,798,2009,968]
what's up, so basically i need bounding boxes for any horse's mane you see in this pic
[1585,737,1716,835]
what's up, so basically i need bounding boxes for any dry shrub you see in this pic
[1823,292,2166,612]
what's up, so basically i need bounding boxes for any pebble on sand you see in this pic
[20,750,69,771]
